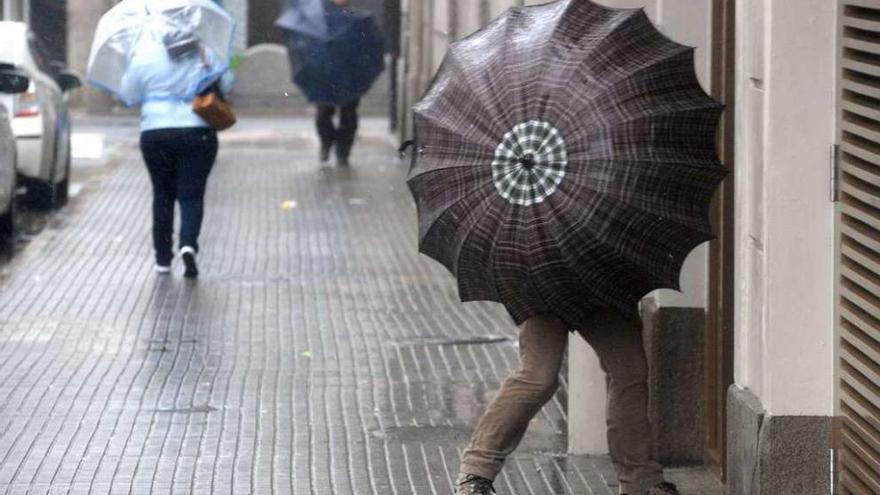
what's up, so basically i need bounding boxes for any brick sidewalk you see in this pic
[0,117,717,495]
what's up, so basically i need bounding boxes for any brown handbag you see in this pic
[193,89,236,131]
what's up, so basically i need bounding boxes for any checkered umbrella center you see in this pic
[492,121,568,206]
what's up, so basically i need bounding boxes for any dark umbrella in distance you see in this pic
[407,0,727,328]
[276,1,385,105]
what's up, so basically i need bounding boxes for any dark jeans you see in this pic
[316,99,360,159]
[140,127,218,265]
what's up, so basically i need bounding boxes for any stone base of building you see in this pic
[641,300,706,465]
[726,385,832,495]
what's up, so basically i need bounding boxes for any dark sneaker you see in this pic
[337,156,350,167]
[320,144,332,162]
[645,482,680,495]
[455,474,495,494]
[181,246,198,279]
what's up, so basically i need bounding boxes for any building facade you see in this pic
[395,1,872,494]
[0,0,27,21]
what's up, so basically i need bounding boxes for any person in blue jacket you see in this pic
[121,28,233,278]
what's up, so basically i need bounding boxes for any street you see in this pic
[0,116,720,495]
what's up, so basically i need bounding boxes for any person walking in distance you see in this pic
[277,0,385,167]
[122,27,233,278]
[316,0,360,166]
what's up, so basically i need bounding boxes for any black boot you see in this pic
[320,143,332,162]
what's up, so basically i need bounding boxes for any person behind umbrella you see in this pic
[119,25,233,278]
[406,1,728,494]
[277,0,385,166]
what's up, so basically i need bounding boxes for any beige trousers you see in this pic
[459,310,665,494]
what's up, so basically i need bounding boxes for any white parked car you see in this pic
[0,22,80,209]
[0,64,29,240]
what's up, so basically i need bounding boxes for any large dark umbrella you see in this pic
[276,1,385,105]
[407,0,727,328]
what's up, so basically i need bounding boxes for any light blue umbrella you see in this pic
[87,0,235,106]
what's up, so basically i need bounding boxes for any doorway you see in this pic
[705,0,736,480]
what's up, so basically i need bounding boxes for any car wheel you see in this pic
[24,177,56,210]
[25,137,66,210]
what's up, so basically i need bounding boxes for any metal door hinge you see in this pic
[831,144,841,203]
[830,416,844,494]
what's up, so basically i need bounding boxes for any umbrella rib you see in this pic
[595,190,714,235]
[408,165,489,183]
[533,212,620,309]
[460,196,512,304]
[408,159,494,184]
[560,169,723,235]
[546,186,675,290]
[586,50,701,110]
[443,42,520,134]
[553,46,696,122]
[566,158,727,180]
[567,155,725,171]
[527,224,616,313]
[416,181,496,249]
[589,186,714,259]
[585,103,723,134]
[533,8,646,101]
[413,110,497,149]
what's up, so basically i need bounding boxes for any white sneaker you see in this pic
[155,264,171,274]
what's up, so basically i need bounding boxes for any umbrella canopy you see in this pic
[407,0,727,328]
[276,3,385,105]
[87,0,235,106]
[275,0,328,39]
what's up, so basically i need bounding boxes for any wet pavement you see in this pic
[0,116,721,494]
[0,113,132,267]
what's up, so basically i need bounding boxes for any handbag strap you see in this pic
[196,47,226,101]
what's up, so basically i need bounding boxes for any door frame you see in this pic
[705,0,736,480]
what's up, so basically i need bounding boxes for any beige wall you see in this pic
[734,0,837,416]
[1,0,27,21]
